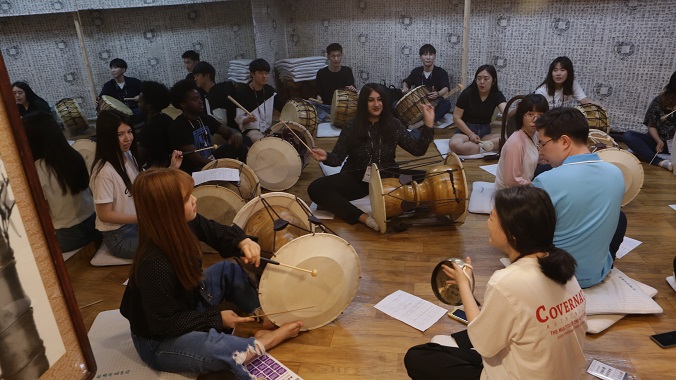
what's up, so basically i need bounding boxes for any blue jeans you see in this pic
[455,123,492,138]
[131,261,262,378]
[313,103,331,122]
[434,98,453,122]
[622,130,668,165]
[55,213,100,252]
[101,224,138,259]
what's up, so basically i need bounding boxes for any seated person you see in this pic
[449,65,506,155]
[182,50,200,81]
[533,107,626,288]
[623,70,675,171]
[138,81,173,168]
[401,44,453,124]
[494,94,549,189]
[232,58,284,142]
[12,81,51,117]
[169,79,248,174]
[313,42,356,121]
[23,112,100,252]
[534,56,599,108]
[308,83,434,231]
[120,167,302,378]
[405,186,587,380]
[98,58,143,124]
[192,61,238,129]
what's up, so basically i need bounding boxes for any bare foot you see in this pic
[260,316,277,330]
[254,321,303,351]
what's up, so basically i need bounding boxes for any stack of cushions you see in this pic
[275,56,327,82]
[227,59,252,83]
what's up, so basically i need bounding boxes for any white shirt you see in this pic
[468,258,587,380]
[35,159,94,229]
[90,151,139,231]
[534,80,587,108]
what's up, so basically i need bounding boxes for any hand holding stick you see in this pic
[261,256,318,277]
[255,304,319,318]
[227,95,255,118]
[660,108,676,121]
[279,119,315,150]
[181,145,218,155]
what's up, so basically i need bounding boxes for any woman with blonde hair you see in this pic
[120,168,302,379]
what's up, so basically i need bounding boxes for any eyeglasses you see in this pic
[524,112,542,119]
[537,137,558,149]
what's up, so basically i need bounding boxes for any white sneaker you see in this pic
[365,215,380,232]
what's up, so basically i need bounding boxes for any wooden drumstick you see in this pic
[181,145,218,155]
[279,119,315,150]
[660,108,676,121]
[261,256,318,277]
[124,97,137,101]
[227,95,256,118]
[255,304,319,318]
[442,83,465,100]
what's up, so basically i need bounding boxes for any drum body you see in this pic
[330,90,358,129]
[575,103,609,133]
[54,98,87,133]
[395,86,430,126]
[99,95,133,116]
[587,128,618,152]
[597,148,644,206]
[71,139,96,174]
[258,233,360,330]
[247,122,314,191]
[201,158,261,201]
[280,99,318,137]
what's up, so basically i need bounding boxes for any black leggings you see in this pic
[404,343,483,380]
[307,171,369,224]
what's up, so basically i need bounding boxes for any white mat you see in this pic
[667,276,676,292]
[89,309,196,379]
[90,243,133,266]
[468,181,495,214]
[584,267,662,315]
[309,196,371,220]
[317,122,342,138]
[433,139,493,160]
[62,248,79,261]
[409,114,454,129]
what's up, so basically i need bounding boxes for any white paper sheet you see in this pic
[615,236,642,259]
[374,290,447,331]
[670,205,676,211]
[479,164,498,176]
[192,168,240,186]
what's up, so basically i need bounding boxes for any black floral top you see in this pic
[323,117,434,175]
[644,96,676,142]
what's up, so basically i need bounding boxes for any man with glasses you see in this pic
[313,43,356,122]
[532,107,626,288]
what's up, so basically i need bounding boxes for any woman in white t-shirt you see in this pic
[534,56,597,109]
[91,110,182,258]
[494,94,549,190]
[24,112,100,252]
[405,186,587,380]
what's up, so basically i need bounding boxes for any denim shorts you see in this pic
[455,123,492,138]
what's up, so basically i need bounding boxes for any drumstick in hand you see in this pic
[181,145,218,155]
[279,119,315,150]
[660,108,676,121]
[442,83,465,100]
[255,304,319,318]
[227,96,256,118]
[261,256,318,277]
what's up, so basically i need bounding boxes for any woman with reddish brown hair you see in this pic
[120,168,302,379]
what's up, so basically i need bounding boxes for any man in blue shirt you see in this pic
[532,107,626,288]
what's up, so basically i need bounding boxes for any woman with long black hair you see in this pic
[12,81,50,117]
[307,83,434,231]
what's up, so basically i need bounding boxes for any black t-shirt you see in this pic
[141,112,173,167]
[403,66,450,92]
[99,76,142,110]
[169,114,221,173]
[316,66,355,104]
[456,87,506,124]
[233,84,284,113]
[206,81,237,129]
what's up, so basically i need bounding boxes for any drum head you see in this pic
[233,192,312,232]
[201,158,261,201]
[597,148,644,206]
[431,258,474,305]
[192,185,245,226]
[258,233,360,330]
[71,139,96,174]
[247,137,302,191]
[101,95,133,116]
[368,163,387,234]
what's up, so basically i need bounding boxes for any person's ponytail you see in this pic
[538,247,577,285]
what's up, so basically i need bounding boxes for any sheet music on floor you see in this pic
[192,168,240,186]
[670,205,676,211]
[374,290,447,331]
[479,164,498,176]
[246,353,303,380]
[615,237,642,259]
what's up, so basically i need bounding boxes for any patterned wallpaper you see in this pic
[270,0,676,132]
[1,1,256,118]
[250,0,288,85]
[0,0,226,17]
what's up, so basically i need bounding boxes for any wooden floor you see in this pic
[66,127,676,379]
